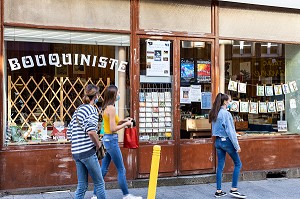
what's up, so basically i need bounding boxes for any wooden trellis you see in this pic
[8,76,110,129]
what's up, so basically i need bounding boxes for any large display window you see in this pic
[220,40,300,136]
[4,27,131,145]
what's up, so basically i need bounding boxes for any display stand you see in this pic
[139,83,172,141]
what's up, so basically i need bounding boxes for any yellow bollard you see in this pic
[147,145,161,199]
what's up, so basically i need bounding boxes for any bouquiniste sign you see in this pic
[8,53,128,72]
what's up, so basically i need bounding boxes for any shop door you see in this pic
[137,37,178,178]
[136,37,215,178]
[178,39,215,175]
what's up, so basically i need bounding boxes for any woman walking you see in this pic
[67,84,106,199]
[209,93,246,198]
[92,85,142,199]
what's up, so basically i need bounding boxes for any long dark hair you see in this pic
[82,84,99,104]
[102,85,118,110]
[209,93,229,123]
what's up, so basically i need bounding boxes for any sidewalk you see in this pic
[1,178,299,199]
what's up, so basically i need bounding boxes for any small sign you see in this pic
[277,121,287,132]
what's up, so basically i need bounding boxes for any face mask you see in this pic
[227,102,232,110]
[116,95,120,101]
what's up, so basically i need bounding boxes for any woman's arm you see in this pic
[224,112,241,151]
[88,130,101,149]
[107,105,131,133]
[117,117,132,125]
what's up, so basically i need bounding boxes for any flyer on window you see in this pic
[277,121,287,132]
[201,92,212,109]
[146,40,171,76]
[190,85,201,102]
[180,87,191,104]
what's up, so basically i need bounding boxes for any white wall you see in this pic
[4,0,130,31]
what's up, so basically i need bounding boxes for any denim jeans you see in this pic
[101,133,129,195]
[215,137,242,190]
[74,153,106,199]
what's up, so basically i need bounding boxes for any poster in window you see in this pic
[289,81,298,92]
[259,102,268,113]
[265,85,274,96]
[249,102,258,114]
[197,60,211,83]
[180,59,194,82]
[256,85,265,96]
[180,87,191,104]
[201,92,212,109]
[240,101,249,113]
[274,84,283,95]
[146,40,170,76]
[228,79,237,92]
[267,101,276,113]
[230,100,239,112]
[238,82,247,93]
[282,84,290,94]
[276,100,285,112]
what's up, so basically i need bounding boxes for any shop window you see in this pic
[180,40,212,139]
[139,39,173,141]
[221,40,300,136]
[4,27,130,145]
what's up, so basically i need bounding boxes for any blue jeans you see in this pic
[95,134,129,196]
[215,137,242,190]
[74,154,106,199]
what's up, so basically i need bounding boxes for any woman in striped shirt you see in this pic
[67,84,106,199]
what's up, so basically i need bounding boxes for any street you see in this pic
[1,178,299,199]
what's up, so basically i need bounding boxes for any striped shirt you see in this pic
[67,104,99,160]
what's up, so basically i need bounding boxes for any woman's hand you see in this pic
[237,148,241,153]
[124,119,132,127]
[95,141,101,150]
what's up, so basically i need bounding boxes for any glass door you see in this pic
[178,39,215,175]
[180,40,212,139]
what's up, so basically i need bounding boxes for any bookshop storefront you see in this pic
[0,0,133,191]
[1,0,300,192]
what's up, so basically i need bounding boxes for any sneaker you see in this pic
[91,195,97,199]
[229,190,247,198]
[123,194,143,199]
[214,191,227,197]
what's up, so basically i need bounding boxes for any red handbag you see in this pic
[124,124,139,149]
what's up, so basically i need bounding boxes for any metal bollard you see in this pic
[147,145,161,199]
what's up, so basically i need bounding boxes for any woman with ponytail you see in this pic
[91,85,142,199]
[209,93,246,198]
[67,84,106,199]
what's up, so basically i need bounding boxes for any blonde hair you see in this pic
[82,84,100,104]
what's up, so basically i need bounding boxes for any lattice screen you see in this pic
[8,76,110,129]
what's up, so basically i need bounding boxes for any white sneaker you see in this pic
[123,194,143,199]
[91,195,97,199]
